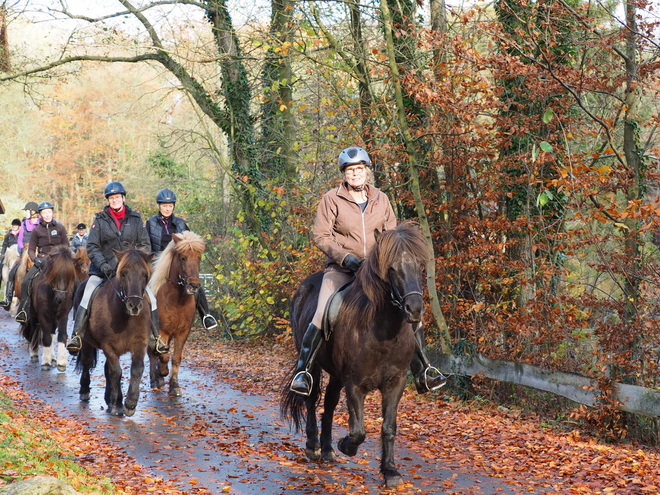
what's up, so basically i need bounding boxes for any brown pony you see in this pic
[9,248,33,316]
[19,245,78,371]
[74,247,91,282]
[148,231,205,396]
[281,222,430,488]
[74,248,154,417]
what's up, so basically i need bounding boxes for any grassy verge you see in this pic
[0,390,115,493]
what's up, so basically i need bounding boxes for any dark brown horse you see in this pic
[148,231,205,396]
[74,248,154,417]
[19,245,78,371]
[281,222,429,488]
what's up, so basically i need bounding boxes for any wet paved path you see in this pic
[0,312,544,494]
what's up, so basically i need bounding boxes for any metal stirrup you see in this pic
[423,365,447,391]
[290,370,314,396]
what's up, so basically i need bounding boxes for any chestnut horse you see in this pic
[74,246,91,282]
[148,231,205,396]
[9,249,33,317]
[74,248,154,417]
[281,222,429,488]
[19,245,78,371]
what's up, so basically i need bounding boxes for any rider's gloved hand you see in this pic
[101,263,115,279]
[33,258,44,269]
[342,254,362,273]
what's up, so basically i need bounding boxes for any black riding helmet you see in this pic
[104,181,126,198]
[76,223,86,230]
[156,188,176,204]
[23,201,38,212]
[11,219,20,227]
[38,201,54,212]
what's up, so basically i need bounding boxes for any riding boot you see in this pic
[1,277,14,310]
[150,309,170,355]
[290,322,324,396]
[66,306,89,355]
[410,324,447,393]
[196,290,218,330]
[14,272,33,323]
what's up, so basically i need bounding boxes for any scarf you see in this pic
[109,206,126,230]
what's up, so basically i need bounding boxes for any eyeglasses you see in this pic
[344,166,366,175]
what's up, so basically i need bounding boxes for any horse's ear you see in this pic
[147,252,155,262]
[172,233,183,243]
[113,248,124,260]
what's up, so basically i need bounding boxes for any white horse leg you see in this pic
[57,342,67,372]
[41,345,51,369]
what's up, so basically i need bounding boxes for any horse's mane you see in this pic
[4,244,19,268]
[342,221,429,324]
[149,231,205,295]
[116,248,153,280]
[43,245,76,288]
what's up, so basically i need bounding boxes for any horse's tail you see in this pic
[74,345,98,373]
[279,366,309,433]
[19,321,39,348]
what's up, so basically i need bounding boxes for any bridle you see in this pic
[167,254,199,289]
[114,284,145,304]
[390,282,423,310]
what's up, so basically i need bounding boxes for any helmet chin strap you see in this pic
[351,185,365,192]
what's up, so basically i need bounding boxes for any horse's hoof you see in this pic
[40,364,51,371]
[384,473,404,488]
[305,447,321,461]
[169,387,182,397]
[338,438,358,457]
[123,407,136,417]
[108,406,123,417]
[30,356,38,363]
[57,364,66,372]
[51,359,57,367]
[321,450,336,462]
[80,393,90,402]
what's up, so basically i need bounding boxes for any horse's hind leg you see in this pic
[124,352,145,417]
[380,379,407,488]
[337,384,366,458]
[319,376,342,462]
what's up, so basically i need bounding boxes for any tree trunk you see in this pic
[379,0,451,353]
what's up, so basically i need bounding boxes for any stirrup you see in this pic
[154,336,170,355]
[420,366,447,392]
[15,310,27,323]
[202,314,218,330]
[290,370,313,397]
[66,335,82,355]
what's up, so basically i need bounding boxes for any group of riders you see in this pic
[0,145,446,397]
[0,183,218,358]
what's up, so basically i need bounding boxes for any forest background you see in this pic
[0,0,659,440]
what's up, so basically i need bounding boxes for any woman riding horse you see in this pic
[15,201,69,323]
[65,181,169,356]
[289,146,447,396]
[146,188,217,330]
[1,202,39,310]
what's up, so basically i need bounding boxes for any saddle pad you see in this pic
[322,277,354,340]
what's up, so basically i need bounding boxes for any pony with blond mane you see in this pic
[1,244,20,304]
[148,231,206,396]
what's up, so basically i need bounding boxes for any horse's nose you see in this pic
[127,300,143,316]
[404,298,424,323]
[186,280,201,295]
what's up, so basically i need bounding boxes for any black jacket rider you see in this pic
[87,205,151,277]
[146,214,188,253]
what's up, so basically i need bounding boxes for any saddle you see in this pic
[321,277,354,340]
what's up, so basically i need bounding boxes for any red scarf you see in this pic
[109,206,126,230]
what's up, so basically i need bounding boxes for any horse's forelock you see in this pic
[150,231,205,295]
[117,249,153,279]
[44,246,76,288]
